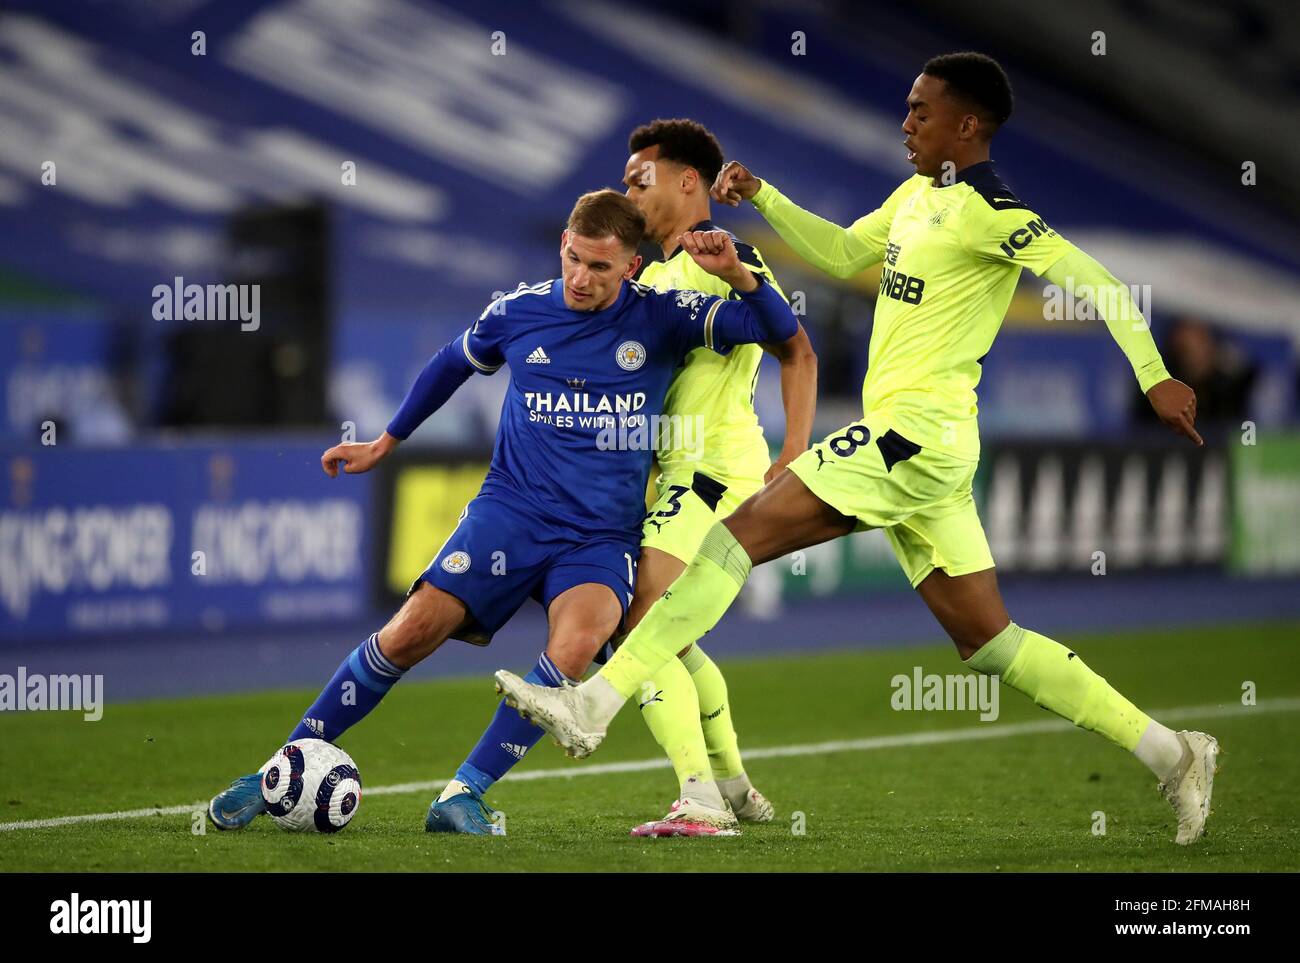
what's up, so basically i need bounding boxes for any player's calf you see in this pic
[432,584,623,828]
[209,586,465,827]
[959,615,1221,844]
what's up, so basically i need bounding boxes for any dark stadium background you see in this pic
[2,0,1297,699]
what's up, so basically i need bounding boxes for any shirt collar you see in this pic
[953,160,997,186]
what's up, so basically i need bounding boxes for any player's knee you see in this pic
[951,634,982,662]
[623,596,652,632]
[720,512,761,564]
[547,629,608,677]
[950,617,1012,661]
[379,587,458,667]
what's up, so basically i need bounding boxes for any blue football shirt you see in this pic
[460,277,770,539]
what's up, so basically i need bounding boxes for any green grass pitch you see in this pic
[2,620,1298,872]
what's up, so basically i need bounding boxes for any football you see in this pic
[259,739,362,833]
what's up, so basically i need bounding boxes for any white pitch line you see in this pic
[3,696,1296,832]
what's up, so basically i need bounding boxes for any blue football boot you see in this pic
[425,780,505,835]
[208,773,267,830]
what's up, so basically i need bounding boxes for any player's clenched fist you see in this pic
[711,161,762,207]
[679,229,733,259]
[677,229,756,291]
[321,433,398,477]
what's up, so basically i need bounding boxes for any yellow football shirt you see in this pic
[638,221,788,483]
[752,163,1168,461]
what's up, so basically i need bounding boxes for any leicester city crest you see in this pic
[615,340,646,371]
[441,551,471,574]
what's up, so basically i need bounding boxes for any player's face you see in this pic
[560,230,641,311]
[901,73,966,179]
[622,145,682,246]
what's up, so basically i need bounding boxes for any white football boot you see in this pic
[630,797,740,837]
[494,671,608,759]
[1158,730,1220,845]
[729,786,775,823]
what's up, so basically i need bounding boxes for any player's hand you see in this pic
[711,161,762,207]
[1146,378,1203,447]
[321,433,398,477]
[679,230,755,290]
[765,449,800,483]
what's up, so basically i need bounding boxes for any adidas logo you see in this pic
[526,346,550,364]
[500,742,529,759]
[302,718,324,736]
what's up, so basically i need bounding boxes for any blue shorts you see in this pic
[410,493,640,646]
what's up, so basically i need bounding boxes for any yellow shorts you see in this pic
[641,470,760,564]
[787,415,994,588]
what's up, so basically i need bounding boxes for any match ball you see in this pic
[259,739,362,833]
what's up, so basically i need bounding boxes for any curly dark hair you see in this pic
[628,118,725,185]
[923,52,1014,130]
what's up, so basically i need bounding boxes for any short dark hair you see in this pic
[567,189,646,252]
[923,52,1014,131]
[628,118,725,186]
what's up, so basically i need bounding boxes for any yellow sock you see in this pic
[598,522,751,699]
[682,645,745,779]
[966,622,1151,751]
[638,657,714,789]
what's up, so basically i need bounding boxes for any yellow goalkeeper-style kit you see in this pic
[592,164,1196,812]
[752,162,1170,585]
[637,220,788,564]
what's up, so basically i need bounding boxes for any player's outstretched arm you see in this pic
[961,195,1203,449]
[1039,248,1202,447]
[322,332,487,477]
[712,161,894,279]
[677,230,798,346]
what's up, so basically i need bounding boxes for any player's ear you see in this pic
[623,253,642,280]
[680,166,698,194]
[559,228,569,254]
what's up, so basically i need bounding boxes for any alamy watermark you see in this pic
[890,667,1000,721]
[152,276,260,331]
[50,893,150,943]
[596,413,705,460]
[0,667,103,720]
[1043,277,1152,331]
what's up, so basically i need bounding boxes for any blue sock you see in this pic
[454,653,569,796]
[288,634,406,743]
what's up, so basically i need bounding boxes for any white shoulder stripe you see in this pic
[462,329,502,372]
[479,280,556,319]
[703,298,723,350]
